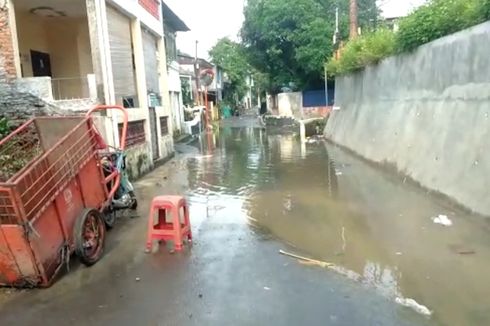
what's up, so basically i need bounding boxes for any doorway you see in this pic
[30,50,52,77]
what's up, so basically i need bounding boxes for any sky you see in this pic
[164,0,427,59]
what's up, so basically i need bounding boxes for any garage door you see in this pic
[107,6,137,106]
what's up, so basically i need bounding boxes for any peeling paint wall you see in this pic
[125,143,153,180]
[159,135,174,160]
[325,22,490,216]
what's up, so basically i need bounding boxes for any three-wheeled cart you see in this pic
[0,106,128,287]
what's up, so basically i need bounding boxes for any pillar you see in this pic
[130,19,148,110]
[86,0,114,105]
[0,1,20,80]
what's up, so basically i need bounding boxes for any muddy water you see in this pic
[184,122,490,326]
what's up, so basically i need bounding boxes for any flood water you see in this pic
[183,118,490,326]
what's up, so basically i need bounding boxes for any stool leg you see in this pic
[184,205,192,241]
[145,205,156,253]
[173,206,183,251]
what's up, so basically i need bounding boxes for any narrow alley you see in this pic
[1,116,488,325]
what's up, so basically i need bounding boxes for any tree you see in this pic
[209,38,250,104]
[241,0,379,91]
[241,0,332,91]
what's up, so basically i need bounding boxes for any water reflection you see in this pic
[184,123,490,326]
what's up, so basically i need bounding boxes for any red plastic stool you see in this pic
[145,196,192,252]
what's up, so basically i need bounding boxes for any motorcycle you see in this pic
[101,152,138,228]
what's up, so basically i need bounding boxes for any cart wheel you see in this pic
[129,191,138,210]
[74,209,106,266]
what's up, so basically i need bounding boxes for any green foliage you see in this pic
[180,77,193,107]
[328,0,490,76]
[209,38,250,104]
[241,0,378,90]
[327,29,396,75]
[0,118,11,140]
[396,0,490,52]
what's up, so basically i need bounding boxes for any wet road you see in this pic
[0,116,488,325]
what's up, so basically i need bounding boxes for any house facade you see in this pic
[0,0,180,179]
[178,53,222,108]
[162,2,189,135]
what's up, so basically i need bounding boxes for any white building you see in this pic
[2,0,178,179]
[161,2,189,135]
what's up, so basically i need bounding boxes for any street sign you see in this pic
[200,69,215,87]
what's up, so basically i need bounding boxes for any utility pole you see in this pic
[349,0,359,39]
[194,40,201,105]
[333,7,340,46]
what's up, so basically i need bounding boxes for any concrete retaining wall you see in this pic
[325,21,490,216]
[277,92,302,118]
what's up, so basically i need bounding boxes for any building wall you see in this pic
[0,2,19,80]
[15,12,93,99]
[125,142,153,180]
[15,11,49,77]
[2,0,174,180]
[76,19,94,96]
[325,21,490,216]
[100,0,174,179]
[108,0,162,36]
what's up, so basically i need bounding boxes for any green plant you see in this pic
[396,0,490,52]
[327,0,490,76]
[326,28,396,75]
[0,118,10,140]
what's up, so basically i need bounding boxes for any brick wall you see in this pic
[139,0,160,20]
[0,5,17,81]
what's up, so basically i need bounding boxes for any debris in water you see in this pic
[395,297,432,316]
[279,250,335,268]
[448,244,476,255]
[432,214,453,226]
[396,252,403,256]
[195,154,214,160]
[198,293,203,299]
[335,170,343,176]
[457,250,476,255]
[135,277,141,282]
[263,286,271,291]
[306,138,319,144]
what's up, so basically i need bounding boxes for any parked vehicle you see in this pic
[0,105,130,287]
[101,152,138,228]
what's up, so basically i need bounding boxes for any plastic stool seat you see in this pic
[146,196,192,252]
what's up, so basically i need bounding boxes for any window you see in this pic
[160,117,169,136]
[119,120,146,147]
[164,30,177,63]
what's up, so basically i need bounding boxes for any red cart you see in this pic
[0,106,128,287]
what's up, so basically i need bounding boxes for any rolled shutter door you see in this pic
[107,6,137,104]
[142,29,160,95]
